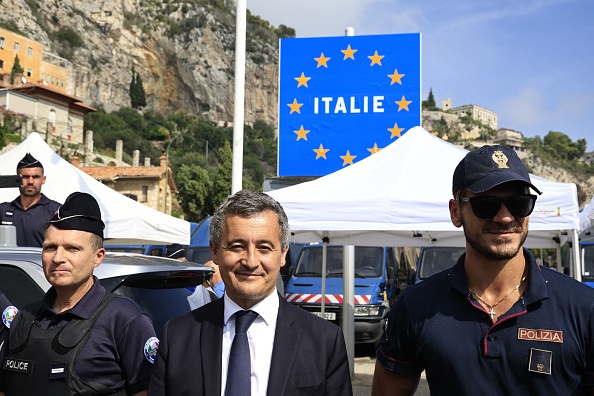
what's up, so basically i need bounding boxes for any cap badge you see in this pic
[492,150,509,169]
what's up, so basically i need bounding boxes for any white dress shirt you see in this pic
[221,290,279,396]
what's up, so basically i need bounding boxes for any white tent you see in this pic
[579,197,594,242]
[0,133,190,245]
[268,126,580,251]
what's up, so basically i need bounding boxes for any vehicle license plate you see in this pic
[312,312,336,320]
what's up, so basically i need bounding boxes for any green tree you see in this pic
[543,131,582,160]
[129,67,138,107]
[276,24,296,38]
[129,67,147,109]
[135,73,147,108]
[212,140,233,208]
[422,87,437,110]
[10,55,24,84]
[176,164,213,221]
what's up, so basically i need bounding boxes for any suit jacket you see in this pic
[148,294,352,396]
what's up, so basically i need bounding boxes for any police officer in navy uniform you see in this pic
[373,145,594,395]
[0,290,16,395]
[0,153,61,247]
[1,192,158,396]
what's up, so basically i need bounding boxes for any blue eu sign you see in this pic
[278,33,421,176]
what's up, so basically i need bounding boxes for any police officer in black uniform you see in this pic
[1,192,158,396]
[0,153,61,247]
[0,290,16,395]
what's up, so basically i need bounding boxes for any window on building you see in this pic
[0,60,4,69]
[124,193,138,201]
[26,69,32,77]
[14,42,19,51]
[27,47,32,56]
[0,37,4,49]
[142,186,148,203]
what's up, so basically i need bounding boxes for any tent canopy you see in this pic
[268,127,579,249]
[0,133,190,245]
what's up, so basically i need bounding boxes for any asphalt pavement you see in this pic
[353,356,429,396]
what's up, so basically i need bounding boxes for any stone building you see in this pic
[0,28,91,145]
[493,128,525,151]
[0,27,68,92]
[75,153,178,215]
[450,103,498,130]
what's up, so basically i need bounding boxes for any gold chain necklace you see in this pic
[468,275,526,320]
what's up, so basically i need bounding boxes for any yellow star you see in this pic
[287,98,304,114]
[341,44,357,60]
[313,144,330,159]
[314,52,331,68]
[395,96,412,111]
[388,69,405,85]
[368,50,385,66]
[367,143,382,154]
[295,72,311,88]
[388,123,405,139]
[340,150,357,166]
[294,125,310,141]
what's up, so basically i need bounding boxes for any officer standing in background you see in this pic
[1,192,157,396]
[0,153,61,247]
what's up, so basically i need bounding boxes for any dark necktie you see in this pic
[225,310,258,396]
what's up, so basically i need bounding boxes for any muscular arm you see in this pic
[371,361,420,396]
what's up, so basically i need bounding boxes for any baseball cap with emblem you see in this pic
[49,192,105,239]
[17,153,43,170]
[452,145,542,195]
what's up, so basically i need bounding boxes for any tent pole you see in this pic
[321,235,328,316]
[343,244,355,376]
[572,229,581,282]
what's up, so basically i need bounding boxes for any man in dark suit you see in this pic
[149,189,352,396]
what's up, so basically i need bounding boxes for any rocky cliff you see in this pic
[4,0,592,206]
[2,0,278,124]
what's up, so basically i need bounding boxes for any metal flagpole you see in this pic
[231,0,247,194]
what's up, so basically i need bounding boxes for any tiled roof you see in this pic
[80,166,165,180]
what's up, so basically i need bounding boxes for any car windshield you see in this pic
[293,246,383,278]
[100,277,194,339]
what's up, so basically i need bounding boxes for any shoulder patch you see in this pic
[144,337,159,364]
[3,306,18,329]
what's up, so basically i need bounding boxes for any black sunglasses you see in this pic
[459,194,537,219]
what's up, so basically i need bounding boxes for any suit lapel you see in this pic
[201,298,225,396]
[267,296,301,396]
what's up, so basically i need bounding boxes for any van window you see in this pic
[418,247,465,280]
[294,246,383,278]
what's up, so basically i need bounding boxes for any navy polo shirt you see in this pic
[377,248,594,395]
[0,194,61,247]
[16,277,157,394]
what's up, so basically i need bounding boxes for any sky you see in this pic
[247,0,594,151]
